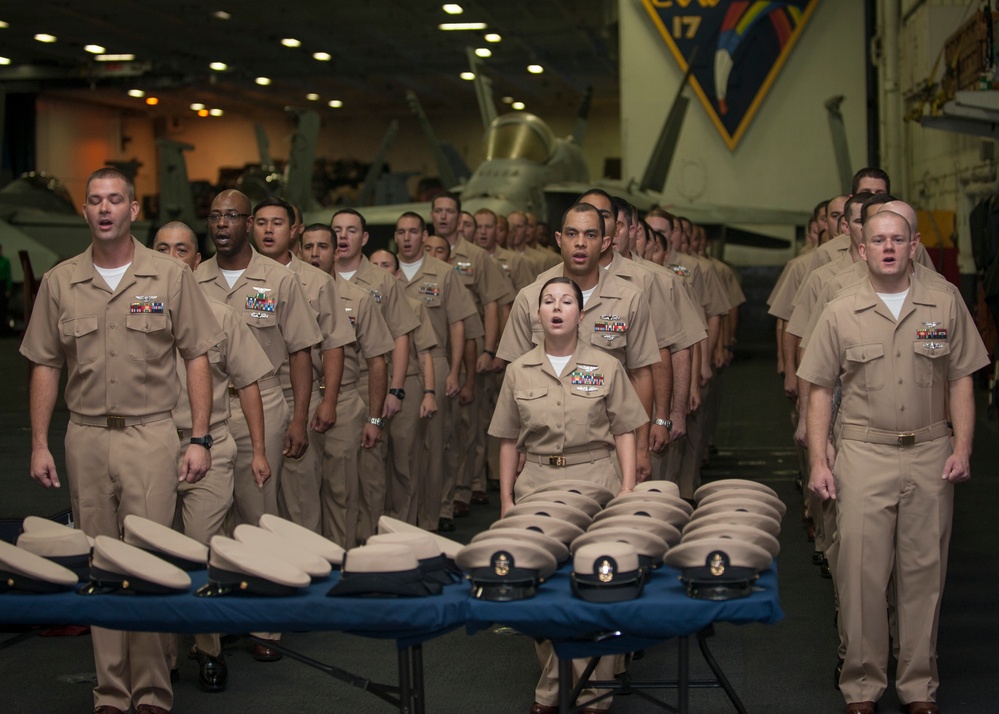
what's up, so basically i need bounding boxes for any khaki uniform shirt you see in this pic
[173,299,271,429]
[284,255,356,389]
[497,267,660,370]
[691,253,733,318]
[798,272,989,433]
[398,255,478,360]
[405,297,439,378]
[195,249,321,378]
[768,252,812,321]
[527,245,561,271]
[451,236,512,312]
[21,238,222,417]
[635,253,709,338]
[665,253,710,319]
[709,257,747,309]
[335,276,395,386]
[809,232,936,274]
[603,252,687,352]
[346,256,421,340]
[493,246,535,292]
[786,252,855,340]
[489,341,649,454]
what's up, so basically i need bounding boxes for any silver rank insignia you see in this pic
[600,314,620,321]
[249,312,270,319]
[577,364,599,372]
[602,334,620,342]
[576,386,598,392]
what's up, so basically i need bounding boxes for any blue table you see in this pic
[464,564,783,713]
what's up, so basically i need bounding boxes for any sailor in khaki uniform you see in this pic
[333,208,421,541]
[252,199,354,533]
[301,224,394,547]
[431,194,512,519]
[154,221,271,690]
[799,211,988,714]
[490,274,647,714]
[21,169,222,714]
[393,212,479,530]
[195,190,322,533]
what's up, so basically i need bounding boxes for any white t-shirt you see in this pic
[547,353,572,378]
[876,287,910,320]
[94,263,131,292]
[581,286,597,307]
[400,257,424,282]
[338,269,357,282]
[221,268,245,289]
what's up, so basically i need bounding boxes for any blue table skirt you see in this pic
[464,565,783,659]
[0,565,782,656]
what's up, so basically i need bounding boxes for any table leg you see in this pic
[678,635,689,714]
[397,647,411,714]
[412,643,425,714]
[558,657,573,714]
[697,630,748,714]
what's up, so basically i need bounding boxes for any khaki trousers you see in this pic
[357,371,388,542]
[513,456,621,502]
[278,386,323,531]
[678,377,712,497]
[385,373,426,524]
[420,355,452,528]
[534,640,621,710]
[229,383,289,528]
[834,435,952,704]
[320,386,365,547]
[66,418,178,712]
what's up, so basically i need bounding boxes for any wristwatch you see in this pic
[653,418,672,432]
[368,417,386,429]
[388,388,406,400]
[189,434,214,450]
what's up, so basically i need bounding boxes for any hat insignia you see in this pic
[597,558,615,583]
[494,553,511,577]
[709,552,726,577]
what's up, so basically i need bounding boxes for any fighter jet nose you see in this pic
[485,112,555,164]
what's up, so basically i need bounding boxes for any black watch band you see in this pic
[190,434,214,450]
[388,388,406,400]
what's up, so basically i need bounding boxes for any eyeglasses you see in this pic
[207,211,249,224]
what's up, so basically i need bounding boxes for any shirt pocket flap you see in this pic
[126,313,167,333]
[514,387,548,401]
[62,316,98,337]
[913,340,951,359]
[844,343,885,363]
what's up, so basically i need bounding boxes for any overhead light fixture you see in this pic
[190,103,206,111]
[474,48,491,58]
[485,33,501,42]
[438,22,486,31]
[0,21,8,29]
[96,53,135,62]
[126,89,145,98]
[84,44,105,54]
[0,56,10,65]
[501,96,513,104]
[212,10,231,20]
[198,109,210,117]
[313,51,331,61]
[34,33,56,43]
[280,38,301,48]
[512,101,525,110]
[306,92,320,101]
[209,61,228,71]
[460,71,475,81]
[145,97,159,106]
[328,99,343,108]
[443,3,463,13]
[209,108,224,117]
[255,76,271,85]
[527,64,544,74]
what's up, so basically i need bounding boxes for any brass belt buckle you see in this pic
[549,455,567,467]
[897,432,915,447]
[106,415,126,429]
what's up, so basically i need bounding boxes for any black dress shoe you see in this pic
[93,707,124,714]
[196,649,228,692]
[903,703,939,714]
[437,518,456,533]
[252,639,283,662]
[530,703,558,714]
[820,563,832,579]
[471,490,490,505]
[453,501,470,517]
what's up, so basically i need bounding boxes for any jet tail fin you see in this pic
[825,95,853,194]
[406,90,461,189]
[571,86,593,147]
[254,124,273,168]
[639,48,697,195]
[466,47,498,130]
[283,108,320,212]
[357,120,399,207]
[155,139,197,228]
